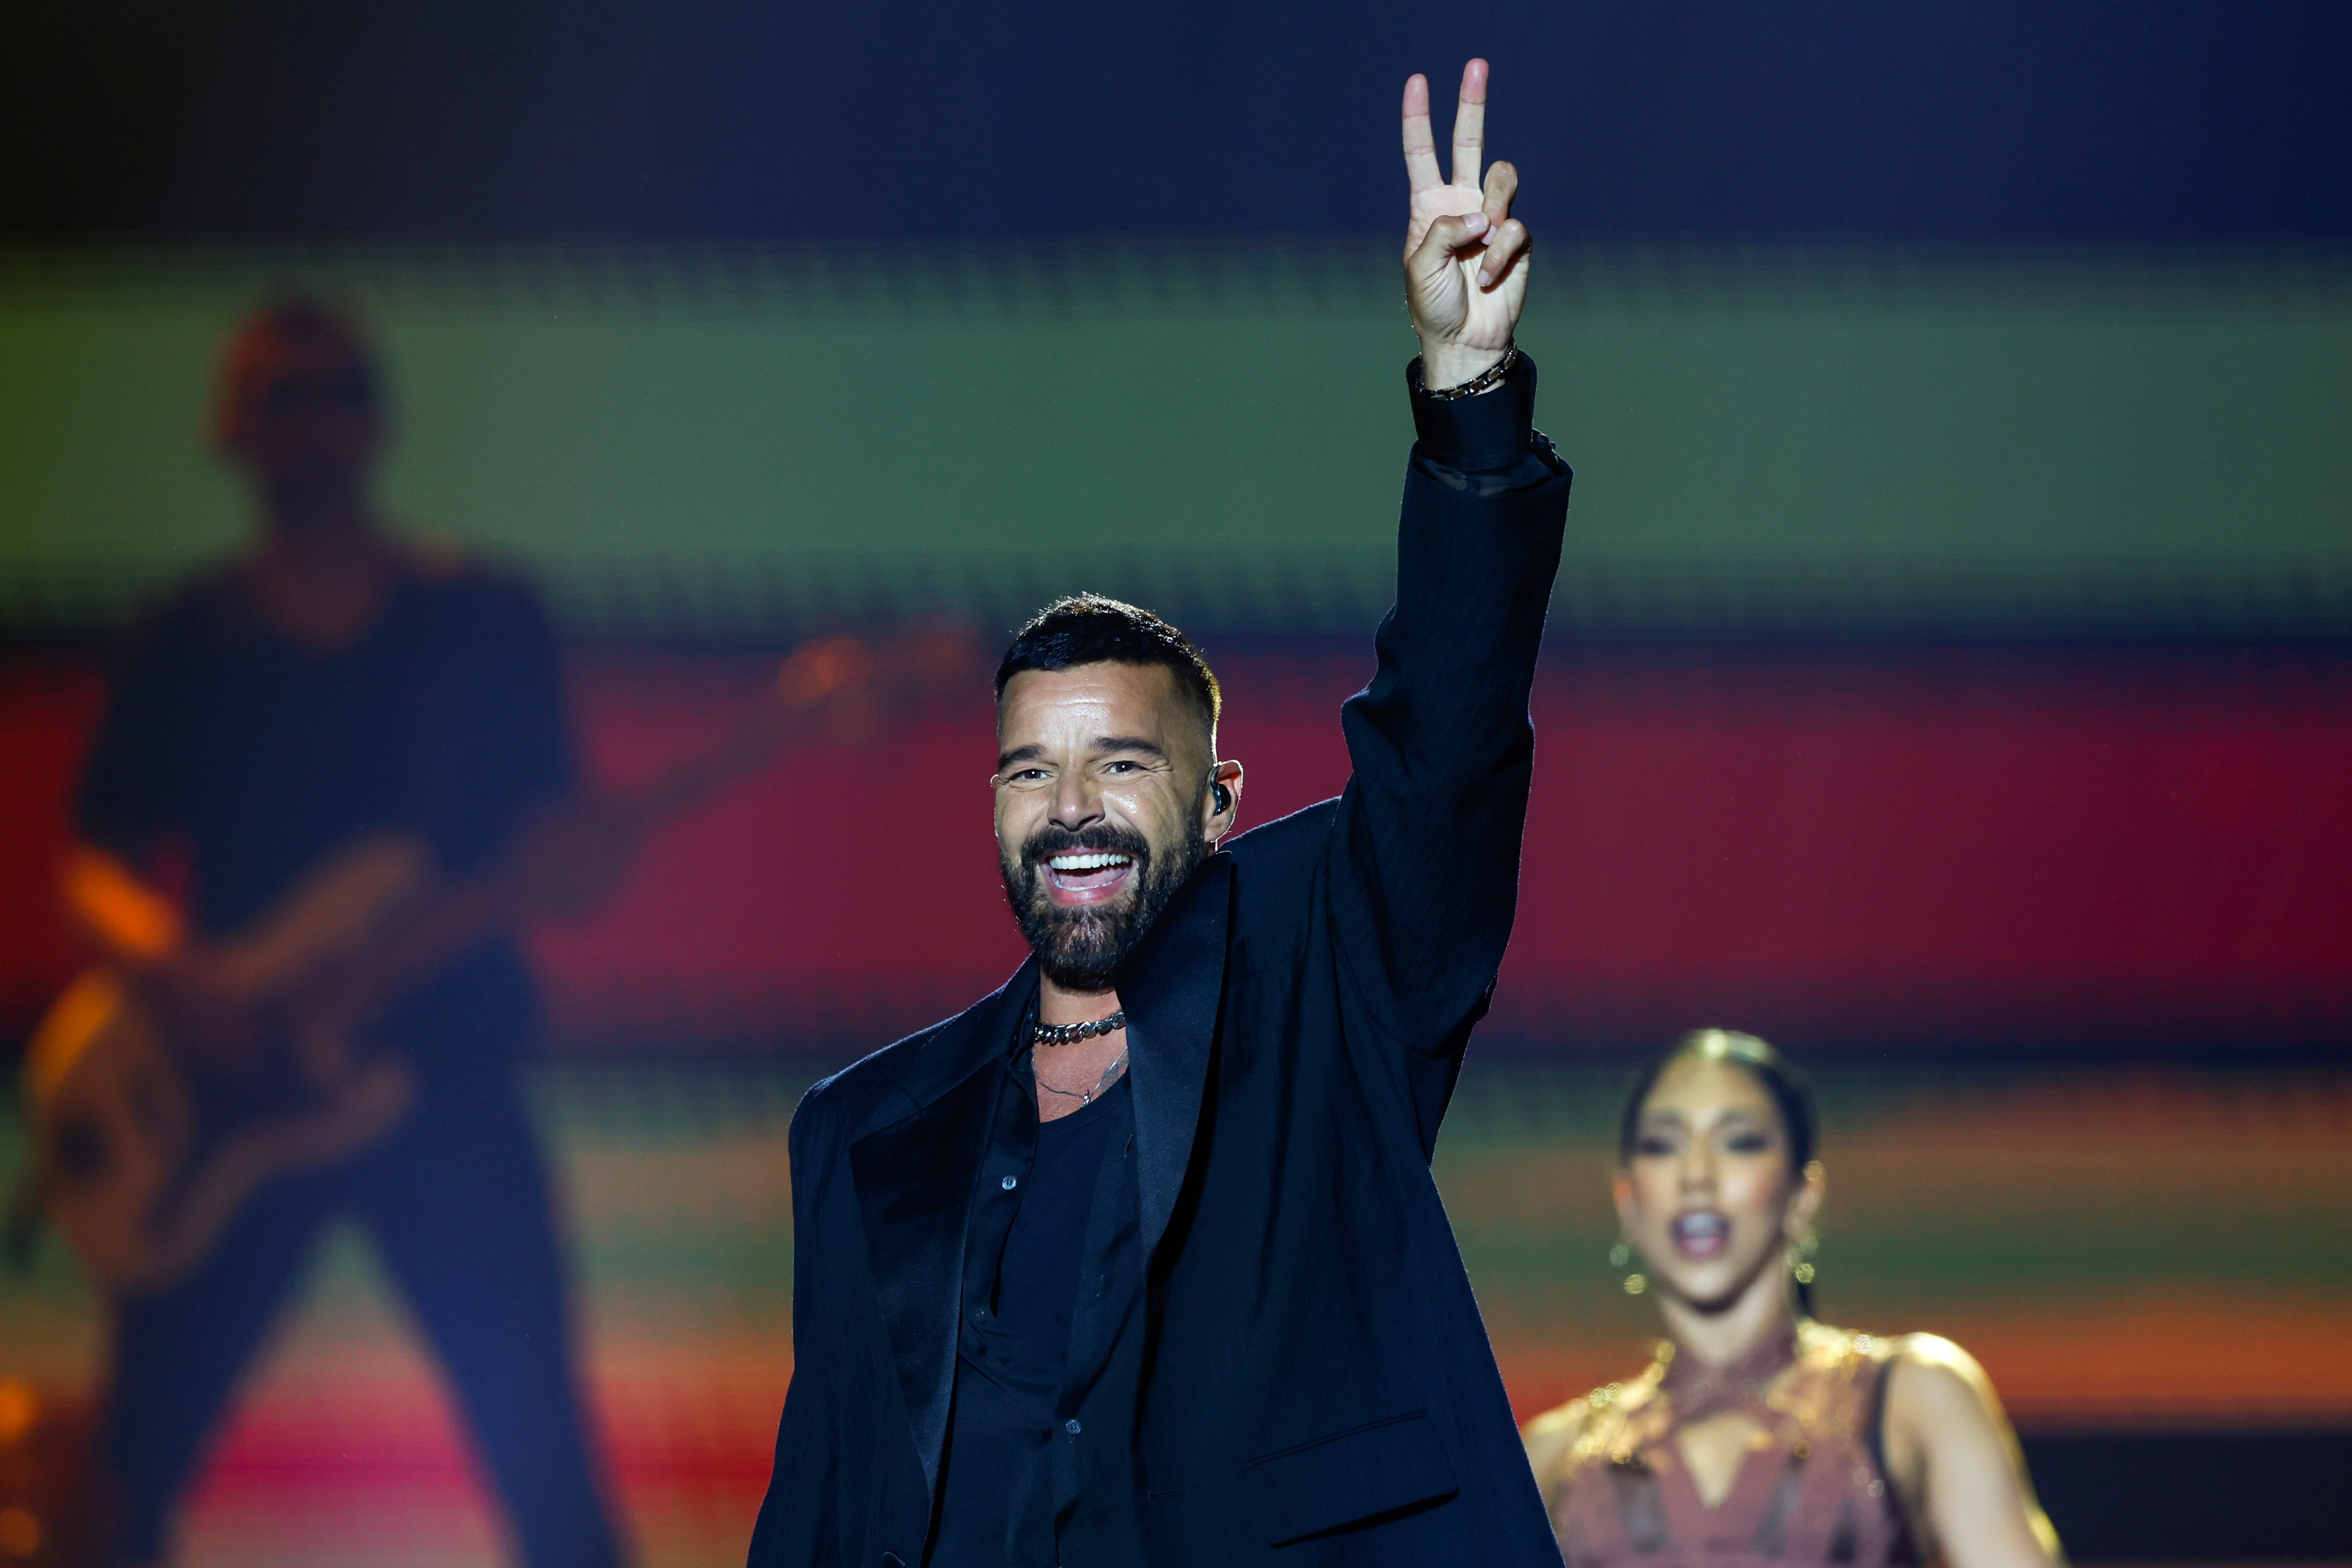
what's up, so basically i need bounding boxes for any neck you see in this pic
[1656,1268,1802,1372]
[1037,973,1123,1029]
[1031,973,1128,1123]
[245,498,403,651]
[261,487,380,560]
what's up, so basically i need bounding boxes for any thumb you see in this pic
[1407,211,1489,284]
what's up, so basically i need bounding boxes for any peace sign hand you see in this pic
[1401,60,1531,390]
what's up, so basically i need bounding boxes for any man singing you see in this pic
[750,61,1568,1567]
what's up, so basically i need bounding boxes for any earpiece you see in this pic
[1212,782,1233,814]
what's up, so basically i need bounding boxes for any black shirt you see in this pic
[933,1028,1144,1567]
[76,560,573,1079]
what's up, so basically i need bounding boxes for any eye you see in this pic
[1725,1131,1773,1155]
[1633,1133,1676,1158]
[1104,760,1137,774]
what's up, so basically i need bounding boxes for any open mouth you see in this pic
[1043,850,1136,905]
[1670,1210,1730,1261]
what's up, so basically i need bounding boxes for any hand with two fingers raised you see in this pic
[1401,58,1532,391]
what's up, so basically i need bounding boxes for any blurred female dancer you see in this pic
[1524,1029,2063,1568]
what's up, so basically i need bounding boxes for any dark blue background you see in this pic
[6,0,2348,240]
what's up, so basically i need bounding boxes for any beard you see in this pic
[1001,817,1207,992]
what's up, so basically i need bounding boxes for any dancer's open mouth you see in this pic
[1670,1210,1730,1260]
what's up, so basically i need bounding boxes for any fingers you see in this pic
[1474,163,1528,287]
[1481,159,1519,225]
[1401,74,1442,192]
[1408,208,1527,293]
[1450,58,1489,190]
[1473,218,1531,291]
[1407,211,1490,286]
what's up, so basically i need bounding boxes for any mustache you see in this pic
[1018,821,1152,872]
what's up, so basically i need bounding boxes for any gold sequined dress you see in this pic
[1523,1322,1918,1568]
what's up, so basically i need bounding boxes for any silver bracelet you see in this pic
[1418,344,1519,402]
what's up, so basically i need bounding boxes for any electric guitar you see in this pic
[20,630,973,1298]
[0,1379,95,1568]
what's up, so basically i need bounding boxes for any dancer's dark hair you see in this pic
[1617,1029,1820,1314]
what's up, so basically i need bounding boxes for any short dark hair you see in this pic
[223,300,379,392]
[994,593,1222,738]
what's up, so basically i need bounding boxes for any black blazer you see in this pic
[751,361,1572,1567]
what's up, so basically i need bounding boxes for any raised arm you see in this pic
[1329,61,1570,1074]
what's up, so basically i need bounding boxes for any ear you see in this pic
[1786,1158,1826,1240]
[1611,1170,1637,1235]
[212,391,249,457]
[1203,759,1244,844]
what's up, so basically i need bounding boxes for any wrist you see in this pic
[1416,340,1510,392]
[1407,349,1538,473]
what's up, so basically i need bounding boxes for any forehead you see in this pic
[228,331,368,394]
[1639,1055,1783,1126]
[997,662,1193,742]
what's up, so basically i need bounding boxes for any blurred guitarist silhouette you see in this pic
[67,303,627,1568]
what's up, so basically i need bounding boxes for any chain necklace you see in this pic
[1032,1009,1126,1047]
[1031,1010,1129,1106]
[1036,1045,1129,1106]
[1658,1327,1802,1425]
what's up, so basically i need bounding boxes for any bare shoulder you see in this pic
[1880,1333,2064,1567]
[1521,1396,1593,1487]
[1880,1331,2030,1484]
[1522,1393,1593,1447]
[1886,1332,2012,1426]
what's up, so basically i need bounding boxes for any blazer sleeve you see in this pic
[1328,353,1570,1060]
[747,1088,844,1568]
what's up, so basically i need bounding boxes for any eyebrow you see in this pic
[995,735,1171,772]
[1640,1107,1767,1127]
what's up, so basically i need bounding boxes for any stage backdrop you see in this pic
[2,244,2348,638]
[3,244,2349,1058]
[2,244,2349,1562]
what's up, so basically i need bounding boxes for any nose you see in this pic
[1048,770,1103,831]
[1680,1136,1718,1194]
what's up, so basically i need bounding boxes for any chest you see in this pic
[1559,1445,1904,1568]
[969,1079,1137,1374]
[1549,1358,1911,1568]
[184,636,406,804]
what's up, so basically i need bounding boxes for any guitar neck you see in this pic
[335,873,515,1018]
[312,694,827,1029]
[301,628,971,1034]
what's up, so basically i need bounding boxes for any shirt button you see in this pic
[1066,1419,1083,1436]
[1001,1174,1018,1190]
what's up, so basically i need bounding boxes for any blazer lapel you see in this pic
[1118,854,1233,1261]
[848,962,1035,1497]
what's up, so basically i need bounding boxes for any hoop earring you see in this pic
[1610,1240,1647,1296]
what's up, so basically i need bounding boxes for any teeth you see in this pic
[1673,1213,1728,1240]
[1049,852,1132,872]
